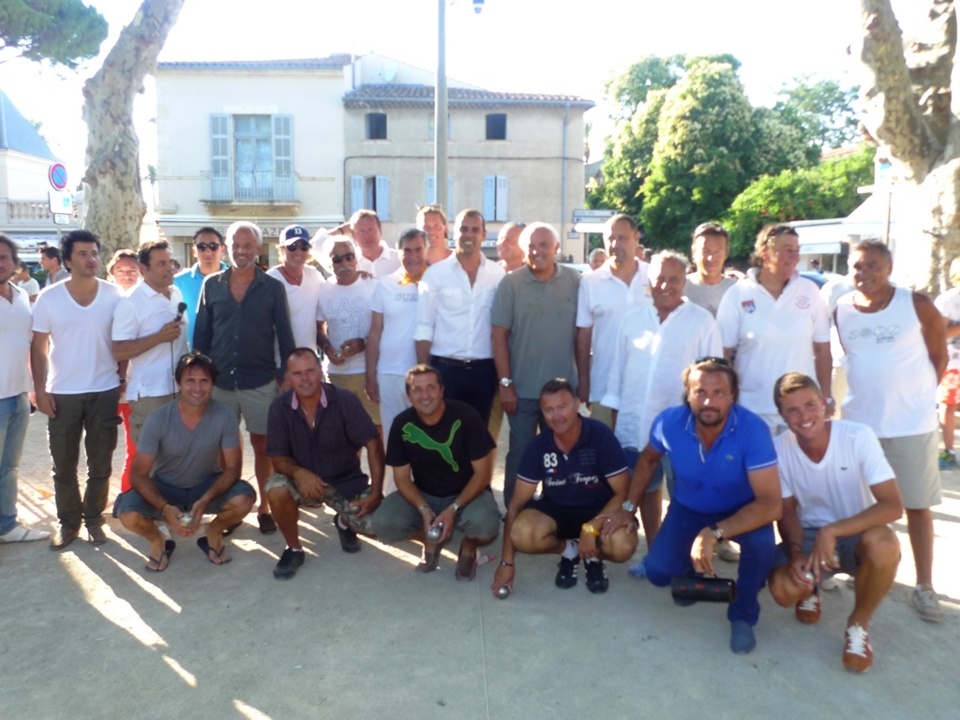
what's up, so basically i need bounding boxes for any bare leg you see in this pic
[119,512,167,569]
[203,494,255,563]
[250,432,272,515]
[268,486,301,549]
[940,403,956,451]
[905,507,935,586]
[849,526,900,628]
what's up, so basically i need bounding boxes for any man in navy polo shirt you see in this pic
[603,357,781,654]
[492,378,638,596]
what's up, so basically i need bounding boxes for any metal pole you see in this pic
[435,0,448,214]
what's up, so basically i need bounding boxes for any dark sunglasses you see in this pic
[331,252,356,264]
[694,356,732,366]
[195,242,220,252]
[286,240,311,252]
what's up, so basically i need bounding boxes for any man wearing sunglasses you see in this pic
[267,225,325,351]
[173,227,228,350]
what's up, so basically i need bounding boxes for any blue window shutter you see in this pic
[376,175,391,220]
[482,175,496,222]
[210,113,230,200]
[447,177,454,211]
[273,114,293,199]
[426,175,436,205]
[495,175,509,221]
[350,175,364,213]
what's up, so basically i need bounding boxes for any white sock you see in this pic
[562,539,579,560]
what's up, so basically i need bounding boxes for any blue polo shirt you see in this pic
[517,417,628,506]
[173,262,227,350]
[650,404,776,514]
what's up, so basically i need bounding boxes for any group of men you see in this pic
[0,205,950,672]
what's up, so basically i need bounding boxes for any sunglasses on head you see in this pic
[331,252,355,264]
[694,356,732,367]
[195,242,220,252]
[286,240,311,252]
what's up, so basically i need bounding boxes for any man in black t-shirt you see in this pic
[372,364,501,580]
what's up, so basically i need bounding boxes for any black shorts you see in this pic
[522,495,609,540]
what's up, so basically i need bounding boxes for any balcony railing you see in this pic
[200,171,296,202]
[3,200,54,223]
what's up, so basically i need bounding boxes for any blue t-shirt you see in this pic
[517,417,628,507]
[649,404,776,514]
[172,262,226,350]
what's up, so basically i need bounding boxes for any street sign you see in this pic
[572,209,616,223]
[53,214,71,225]
[48,190,72,214]
[48,163,68,191]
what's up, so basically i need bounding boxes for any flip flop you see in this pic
[145,540,176,573]
[222,521,242,537]
[197,536,232,565]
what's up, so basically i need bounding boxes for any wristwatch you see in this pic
[708,524,724,541]
[621,500,637,513]
[451,501,462,515]
[499,377,514,388]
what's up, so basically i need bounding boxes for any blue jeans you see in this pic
[504,398,543,508]
[645,500,776,626]
[0,393,29,535]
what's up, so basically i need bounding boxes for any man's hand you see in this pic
[340,338,366,359]
[350,491,382,518]
[162,504,192,538]
[498,384,518,415]
[420,505,438,537]
[295,471,326,500]
[579,526,600,560]
[433,505,457,544]
[36,389,56,418]
[788,550,817,588]
[810,526,839,578]
[598,509,636,539]
[691,528,718,576]
[365,376,380,403]
[492,563,515,597]
[156,319,183,344]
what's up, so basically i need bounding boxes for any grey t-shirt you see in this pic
[683,274,736,317]
[491,264,580,399]
[137,400,240,489]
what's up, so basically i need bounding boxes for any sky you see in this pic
[0,0,923,188]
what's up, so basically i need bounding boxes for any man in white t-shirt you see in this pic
[351,209,400,278]
[111,240,188,445]
[602,251,721,542]
[0,235,50,543]
[366,229,427,488]
[14,261,40,302]
[266,225,324,351]
[768,372,902,673]
[31,230,124,550]
[317,235,378,429]
[575,213,651,428]
[684,222,737,318]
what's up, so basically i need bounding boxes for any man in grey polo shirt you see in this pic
[492,222,581,507]
[194,220,295,535]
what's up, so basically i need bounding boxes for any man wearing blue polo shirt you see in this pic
[492,378,638,596]
[603,358,781,654]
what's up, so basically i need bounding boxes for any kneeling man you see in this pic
[602,358,781,654]
[266,348,384,579]
[768,372,902,673]
[372,365,500,579]
[114,352,255,571]
[492,379,638,597]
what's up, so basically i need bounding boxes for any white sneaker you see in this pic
[913,585,944,623]
[716,540,740,563]
[0,523,51,543]
[820,575,840,591]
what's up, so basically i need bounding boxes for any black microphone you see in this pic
[176,302,187,322]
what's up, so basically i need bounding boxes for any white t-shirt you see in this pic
[112,282,188,400]
[17,277,40,299]
[316,276,376,375]
[32,279,123,394]
[775,419,895,528]
[576,260,652,402]
[935,286,960,372]
[371,268,418,376]
[717,269,830,420]
[357,244,401,279]
[602,301,721,450]
[0,283,33,397]
[267,264,324,350]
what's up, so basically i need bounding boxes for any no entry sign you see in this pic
[48,163,68,191]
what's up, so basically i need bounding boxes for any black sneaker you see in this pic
[555,556,579,589]
[335,515,361,553]
[585,559,609,594]
[273,548,304,579]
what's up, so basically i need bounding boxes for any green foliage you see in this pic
[603,55,684,120]
[0,0,107,69]
[722,144,877,257]
[773,78,860,150]
[639,60,756,250]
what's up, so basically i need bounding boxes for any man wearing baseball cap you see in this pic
[267,225,325,352]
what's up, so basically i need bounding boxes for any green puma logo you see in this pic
[402,420,462,471]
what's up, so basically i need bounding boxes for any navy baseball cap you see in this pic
[279,225,311,247]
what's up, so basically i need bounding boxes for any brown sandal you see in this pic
[416,543,443,573]
[455,538,476,581]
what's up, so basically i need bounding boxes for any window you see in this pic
[366,113,387,140]
[350,175,391,220]
[486,113,507,140]
[482,175,508,222]
[208,113,294,201]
